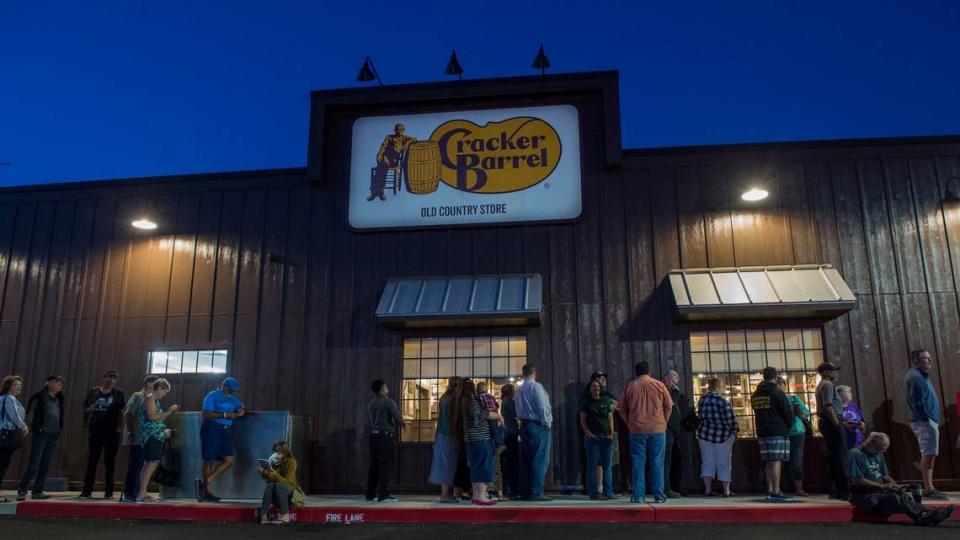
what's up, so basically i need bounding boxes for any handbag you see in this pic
[291,486,306,510]
[681,411,700,433]
[153,438,180,487]
[0,396,24,451]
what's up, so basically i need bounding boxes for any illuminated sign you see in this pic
[348,105,581,229]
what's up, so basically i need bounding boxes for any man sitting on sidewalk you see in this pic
[848,432,954,526]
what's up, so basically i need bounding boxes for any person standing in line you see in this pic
[514,364,554,502]
[17,375,66,501]
[79,369,125,499]
[750,366,794,503]
[696,377,737,497]
[476,382,506,500]
[662,369,687,498]
[847,432,955,526]
[581,371,620,495]
[904,349,949,499]
[366,379,404,503]
[837,385,866,450]
[618,361,673,504]
[580,379,616,500]
[196,377,245,502]
[428,377,461,503]
[815,361,850,500]
[451,378,499,505]
[137,378,179,503]
[120,375,158,503]
[0,375,29,503]
[778,377,811,497]
[499,383,520,499]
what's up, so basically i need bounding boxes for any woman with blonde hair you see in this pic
[696,377,738,497]
[258,440,299,524]
[136,378,179,502]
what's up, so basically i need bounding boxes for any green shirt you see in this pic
[581,396,614,436]
[139,396,166,444]
[787,395,810,437]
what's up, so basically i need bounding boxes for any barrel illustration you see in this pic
[406,141,442,194]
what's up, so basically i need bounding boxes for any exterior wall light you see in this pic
[131,218,158,230]
[945,177,960,202]
[741,188,769,201]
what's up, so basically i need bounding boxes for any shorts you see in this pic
[201,420,235,461]
[910,419,939,457]
[465,439,495,484]
[758,436,790,462]
[144,437,164,462]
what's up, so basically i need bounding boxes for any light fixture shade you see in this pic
[531,44,551,70]
[131,218,158,230]
[444,50,464,77]
[741,188,769,201]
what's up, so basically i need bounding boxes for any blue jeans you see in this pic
[629,432,665,501]
[520,422,551,498]
[123,445,145,500]
[585,435,614,497]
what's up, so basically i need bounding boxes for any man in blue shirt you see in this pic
[514,363,553,501]
[195,377,245,502]
[903,349,948,499]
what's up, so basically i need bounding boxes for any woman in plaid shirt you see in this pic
[697,378,738,496]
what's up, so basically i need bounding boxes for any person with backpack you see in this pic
[136,378,179,503]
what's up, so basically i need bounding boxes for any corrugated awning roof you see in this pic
[668,264,856,322]
[376,274,542,329]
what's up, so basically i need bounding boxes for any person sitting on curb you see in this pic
[848,432,955,526]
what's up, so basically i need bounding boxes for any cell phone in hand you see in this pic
[258,459,272,470]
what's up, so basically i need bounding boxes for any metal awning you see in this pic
[376,274,542,329]
[668,264,856,322]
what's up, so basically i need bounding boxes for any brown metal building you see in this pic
[0,71,958,493]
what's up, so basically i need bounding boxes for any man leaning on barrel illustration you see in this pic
[368,123,417,201]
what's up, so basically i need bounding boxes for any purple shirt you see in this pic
[842,402,865,449]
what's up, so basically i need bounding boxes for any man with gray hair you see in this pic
[848,431,954,526]
[662,369,687,498]
[903,349,948,499]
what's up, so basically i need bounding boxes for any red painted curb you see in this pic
[15,500,958,524]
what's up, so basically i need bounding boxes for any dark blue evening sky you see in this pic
[1,1,958,186]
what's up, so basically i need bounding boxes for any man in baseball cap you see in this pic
[196,377,244,502]
[816,360,849,500]
[17,375,66,500]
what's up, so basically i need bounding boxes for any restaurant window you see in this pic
[148,349,229,375]
[690,329,823,438]
[400,336,527,443]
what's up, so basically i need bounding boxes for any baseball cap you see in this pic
[222,377,239,391]
[816,361,842,374]
[589,371,608,381]
[45,375,66,383]
[104,369,119,378]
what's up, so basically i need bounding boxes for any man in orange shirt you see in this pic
[618,361,673,503]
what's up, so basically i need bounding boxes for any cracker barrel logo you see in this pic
[365,116,562,201]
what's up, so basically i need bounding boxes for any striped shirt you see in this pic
[697,392,738,443]
[462,397,492,443]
